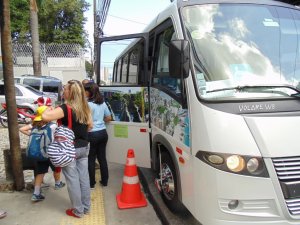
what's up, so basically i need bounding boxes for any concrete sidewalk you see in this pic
[0,163,161,225]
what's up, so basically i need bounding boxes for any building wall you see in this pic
[6,43,87,84]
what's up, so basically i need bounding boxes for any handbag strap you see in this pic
[67,105,72,129]
[57,105,72,129]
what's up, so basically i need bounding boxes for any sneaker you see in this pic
[66,208,82,218]
[84,208,90,215]
[31,193,45,202]
[55,181,66,190]
[90,185,95,190]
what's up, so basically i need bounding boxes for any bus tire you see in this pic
[160,151,186,213]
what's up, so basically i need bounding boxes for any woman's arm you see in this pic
[104,115,112,123]
[87,118,93,131]
[103,103,112,123]
[42,107,64,122]
[19,124,32,136]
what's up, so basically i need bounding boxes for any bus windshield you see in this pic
[182,4,300,100]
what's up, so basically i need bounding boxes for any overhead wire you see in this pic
[107,14,147,25]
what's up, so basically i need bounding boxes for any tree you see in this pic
[9,0,89,78]
[10,0,90,47]
[0,0,25,191]
[30,0,41,75]
[10,0,29,42]
[85,60,93,78]
[39,0,89,46]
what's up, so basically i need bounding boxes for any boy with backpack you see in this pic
[20,104,65,202]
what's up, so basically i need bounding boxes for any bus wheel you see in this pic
[160,152,185,213]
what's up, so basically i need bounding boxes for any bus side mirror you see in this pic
[169,40,190,79]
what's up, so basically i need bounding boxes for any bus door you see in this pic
[97,34,151,168]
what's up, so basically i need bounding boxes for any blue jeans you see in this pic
[62,145,90,216]
[88,129,108,186]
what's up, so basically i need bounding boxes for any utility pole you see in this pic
[0,0,25,191]
[94,0,111,85]
[93,0,98,83]
[90,45,94,80]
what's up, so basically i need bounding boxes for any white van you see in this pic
[14,75,62,100]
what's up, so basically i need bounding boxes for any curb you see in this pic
[0,179,14,192]
[138,167,169,225]
[138,167,201,225]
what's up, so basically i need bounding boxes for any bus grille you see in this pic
[272,157,300,215]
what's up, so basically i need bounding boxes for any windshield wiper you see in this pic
[207,84,300,96]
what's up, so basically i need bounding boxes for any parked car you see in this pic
[0,83,44,112]
[14,75,62,101]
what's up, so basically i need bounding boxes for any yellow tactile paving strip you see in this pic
[60,170,106,225]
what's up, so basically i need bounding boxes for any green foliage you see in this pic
[112,93,122,100]
[39,0,90,46]
[10,0,90,46]
[157,106,167,114]
[85,60,93,77]
[134,91,147,109]
[122,94,129,105]
[173,116,179,126]
[134,91,142,108]
[10,0,30,42]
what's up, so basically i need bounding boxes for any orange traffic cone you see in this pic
[116,149,147,209]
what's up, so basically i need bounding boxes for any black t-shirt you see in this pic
[60,104,88,148]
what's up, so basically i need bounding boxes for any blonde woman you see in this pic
[42,80,93,218]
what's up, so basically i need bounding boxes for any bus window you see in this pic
[113,63,118,82]
[153,26,182,99]
[128,49,139,84]
[117,60,122,82]
[121,55,129,82]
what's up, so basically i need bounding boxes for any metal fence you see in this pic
[12,43,85,67]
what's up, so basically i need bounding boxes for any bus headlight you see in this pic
[247,158,259,173]
[196,151,269,178]
[226,155,245,172]
[207,154,224,165]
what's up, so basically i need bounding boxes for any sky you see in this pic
[84,0,171,58]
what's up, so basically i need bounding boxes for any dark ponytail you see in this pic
[84,83,104,105]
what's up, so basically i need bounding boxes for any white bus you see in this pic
[97,0,300,224]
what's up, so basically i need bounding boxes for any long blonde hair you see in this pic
[65,80,91,124]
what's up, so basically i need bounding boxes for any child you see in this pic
[20,105,65,202]
[35,97,65,189]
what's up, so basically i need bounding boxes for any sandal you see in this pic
[0,210,7,219]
